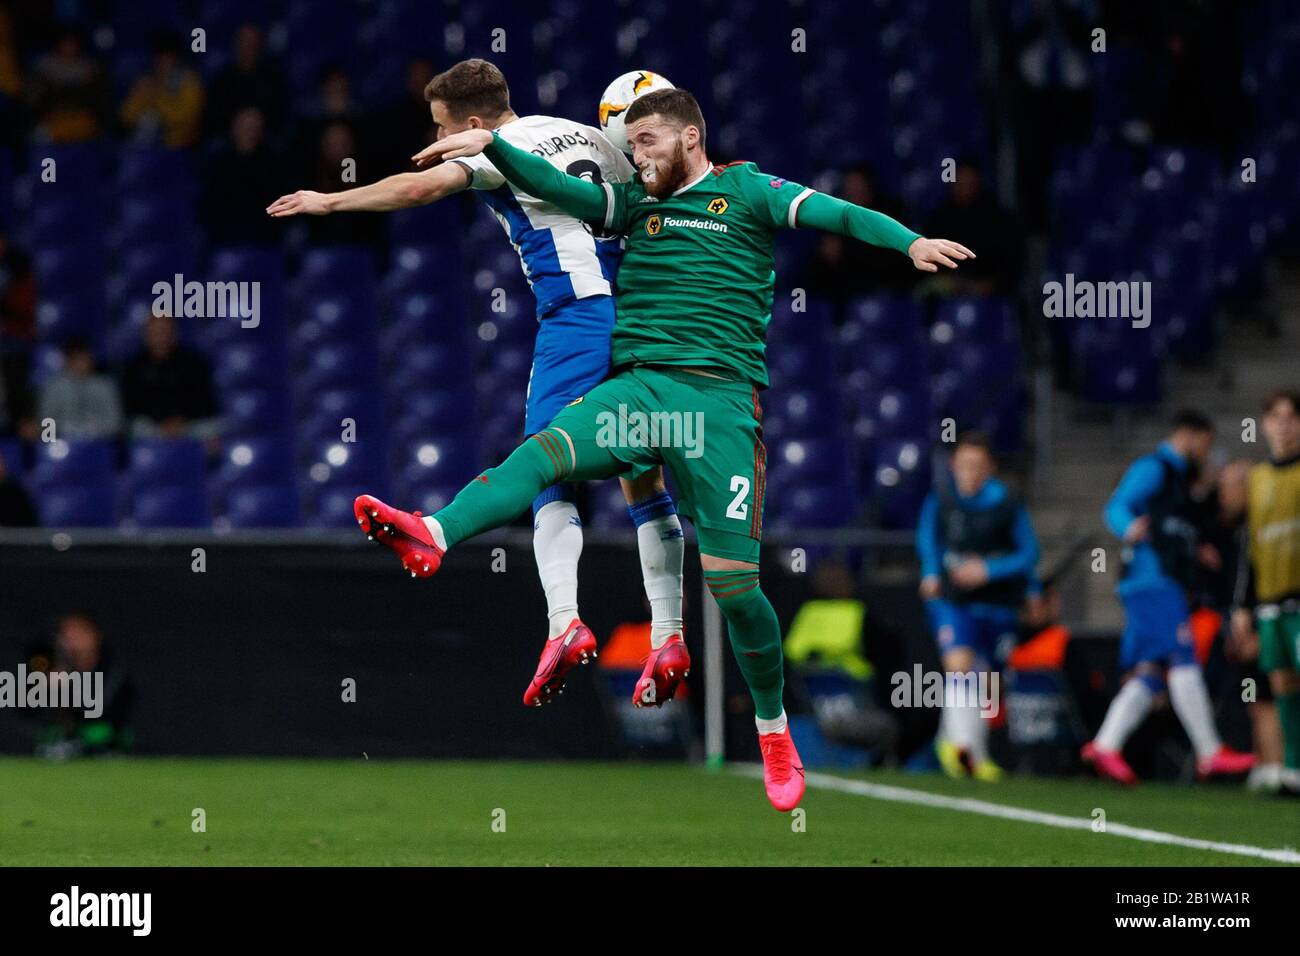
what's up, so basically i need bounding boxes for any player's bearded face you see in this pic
[640,135,690,198]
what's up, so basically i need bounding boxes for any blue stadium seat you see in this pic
[38,485,116,528]
[214,342,288,392]
[766,484,858,531]
[126,438,206,489]
[842,295,915,338]
[771,437,851,486]
[293,246,376,301]
[766,389,842,438]
[223,388,291,437]
[129,485,211,528]
[216,438,294,489]
[768,345,837,388]
[292,296,375,348]
[873,438,931,529]
[295,344,378,393]
[933,297,1016,344]
[220,484,299,529]
[0,434,22,472]
[32,439,115,489]
[394,436,480,490]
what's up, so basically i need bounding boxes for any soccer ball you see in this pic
[598,70,675,154]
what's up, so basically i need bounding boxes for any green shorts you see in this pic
[548,365,766,563]
[1257,607,1300,673]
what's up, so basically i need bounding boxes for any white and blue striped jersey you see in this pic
[453,114,635,316]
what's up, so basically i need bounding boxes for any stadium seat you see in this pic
[129,485,212,528]
[223,388,291,437]
[38,485,116,528]
[220,484,299,529]
[126,438,206,490]
[216,438,294,489]
[293,246,377,302]
[32,439,115,490]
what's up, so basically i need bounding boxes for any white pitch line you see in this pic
[732,766,1300,864]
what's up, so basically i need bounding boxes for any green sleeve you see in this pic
[794,191,922,255]
[481,133,609,223]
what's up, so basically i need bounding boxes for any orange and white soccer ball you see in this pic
[598,70,675,154]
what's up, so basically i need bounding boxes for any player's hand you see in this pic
[1196,542,1222,571]
[1123,515,1151,544]
[908,237,975,272]
[949,559,989,590]
[412,129,494,168]
[1228,608,1258,662]
[919,575,942,600]
[266,190,333,217]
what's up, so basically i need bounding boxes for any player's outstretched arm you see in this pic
[265,162,470,217]
[413,129,608,223]
[794,192,975,272]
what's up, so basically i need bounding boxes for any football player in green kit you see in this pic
[356,88,973,811]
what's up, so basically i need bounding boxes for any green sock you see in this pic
[1279,691,1300,771]
[434,427,624,547]
[704,568,785,720]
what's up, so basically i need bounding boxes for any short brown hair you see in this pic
[624,88,706,149]
[1263,389,1300,415]
[954,429,995,458]
[423,58,510,120]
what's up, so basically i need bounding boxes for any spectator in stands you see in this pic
[0,230,36,343]
[0,6,23,148]
[374,57,437,174]
[204,23,287,140]
[0,231,36,441]
[302,120,383,248]
[33,611,134,758]
[120,32,204,149]
[798,165,914,305]
[38,337,122,439]
[0,444,36,526]
[202,106,285,245]
[923,159,1023,297]
[1009,1,1095,229]
[27,24,107,143]
[121,312,219,440]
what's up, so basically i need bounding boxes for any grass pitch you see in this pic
[0,757,1295,866]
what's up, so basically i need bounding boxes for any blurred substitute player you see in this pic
[356,87,974,811]
[1232,390,1300,796]
[268,60,686,709]
[917,430,1040,782]
[1083,411,1256,784]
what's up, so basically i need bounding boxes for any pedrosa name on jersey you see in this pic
[529,130,599,159]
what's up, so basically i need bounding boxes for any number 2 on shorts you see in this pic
[726,475,750,520]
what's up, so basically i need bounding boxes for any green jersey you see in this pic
[480,134,922,389]
[597,163,812,387]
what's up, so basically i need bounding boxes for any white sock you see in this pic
[1095,679,1154,752]
[421,514,448,550]
[942,674,988,760]
[636,514,684,649]
[756,710,787,735]
[532,500,583,639]
[1247,763,1282,791]
[1167,664,1222,760]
